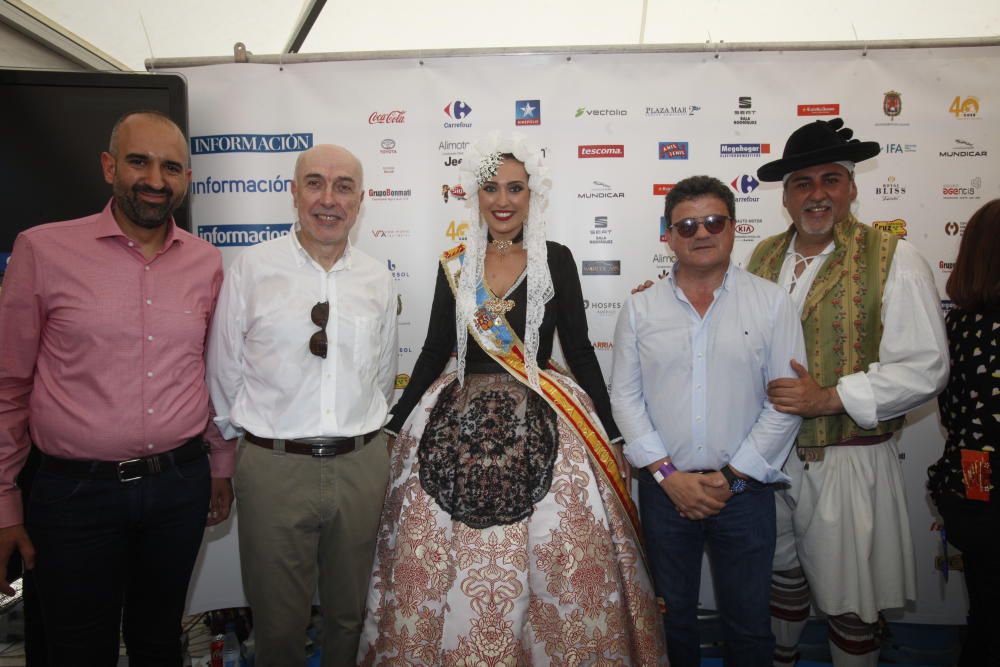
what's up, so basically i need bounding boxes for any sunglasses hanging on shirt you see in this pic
[310,301,329,358]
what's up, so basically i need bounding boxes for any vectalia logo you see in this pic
[730,174,760,193]
[576,107,628,117]
[198,224,292,247]
[578,144,624,158]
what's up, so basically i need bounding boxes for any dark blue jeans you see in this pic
[638,469,776,667]
[26,452,211,667]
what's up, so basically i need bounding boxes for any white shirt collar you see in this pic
[665,259,735,294]
[784,231,836,259]
[289,222,353,272]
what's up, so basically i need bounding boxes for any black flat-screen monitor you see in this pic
[0,68,188,278]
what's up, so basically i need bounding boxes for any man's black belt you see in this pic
[39,437,207,482]
[244,431,378,457]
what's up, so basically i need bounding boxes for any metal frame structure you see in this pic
[144,35,1000,71]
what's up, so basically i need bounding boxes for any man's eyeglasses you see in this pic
[667,215,733,238]
[310,301,329,358]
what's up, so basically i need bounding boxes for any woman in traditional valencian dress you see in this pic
[357,132,666,666]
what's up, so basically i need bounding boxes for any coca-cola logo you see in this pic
[735,223,755,234]
[369,110,406,124]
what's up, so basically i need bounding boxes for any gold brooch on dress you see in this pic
[484,297,515,316]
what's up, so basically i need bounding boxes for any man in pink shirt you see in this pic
[0,110,234,665]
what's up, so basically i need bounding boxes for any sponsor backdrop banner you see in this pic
[182,47,998,622]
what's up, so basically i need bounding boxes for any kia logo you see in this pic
[736,223,755,234]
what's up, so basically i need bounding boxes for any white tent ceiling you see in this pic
[5,0,1000,72]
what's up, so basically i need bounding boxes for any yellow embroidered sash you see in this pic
[440,244,642,537]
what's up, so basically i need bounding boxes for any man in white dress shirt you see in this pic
[611,175,805,667]
[207,144,398,667]
[746,118,948,667]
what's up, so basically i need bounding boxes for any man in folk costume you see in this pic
[746,118,948,666]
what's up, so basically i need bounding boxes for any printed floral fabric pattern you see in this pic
[358,371,666,666]
[418,374,559,528]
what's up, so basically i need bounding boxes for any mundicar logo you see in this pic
[191,133,313,155]
[198,224,292,247]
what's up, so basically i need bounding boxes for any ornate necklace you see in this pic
[488,229,524,257]
[483,228,524,319]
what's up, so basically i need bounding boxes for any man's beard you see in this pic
[114,183,181,229]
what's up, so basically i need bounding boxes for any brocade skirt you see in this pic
[357,371,666,666]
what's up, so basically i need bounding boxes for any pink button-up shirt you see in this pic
[0,201,233,527]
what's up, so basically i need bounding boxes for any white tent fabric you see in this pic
[6,0,1000,72]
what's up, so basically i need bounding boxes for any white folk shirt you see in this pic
[610,262,805,483]
[207,229,398,440]
[777,233,948,429]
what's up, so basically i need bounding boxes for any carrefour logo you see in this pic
[443,100,473,128]
[444,100,472,119]
[191,133,313,155]
[197,224,292,247]
[730,174,760,193]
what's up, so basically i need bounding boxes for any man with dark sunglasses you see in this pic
[0,110,233,665]
[610,175,805,667]
[207,144,398,666]
[747,118,947,667]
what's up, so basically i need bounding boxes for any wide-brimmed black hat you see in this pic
[757,118,880,182]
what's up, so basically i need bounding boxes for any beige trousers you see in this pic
[235,433,388,667]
